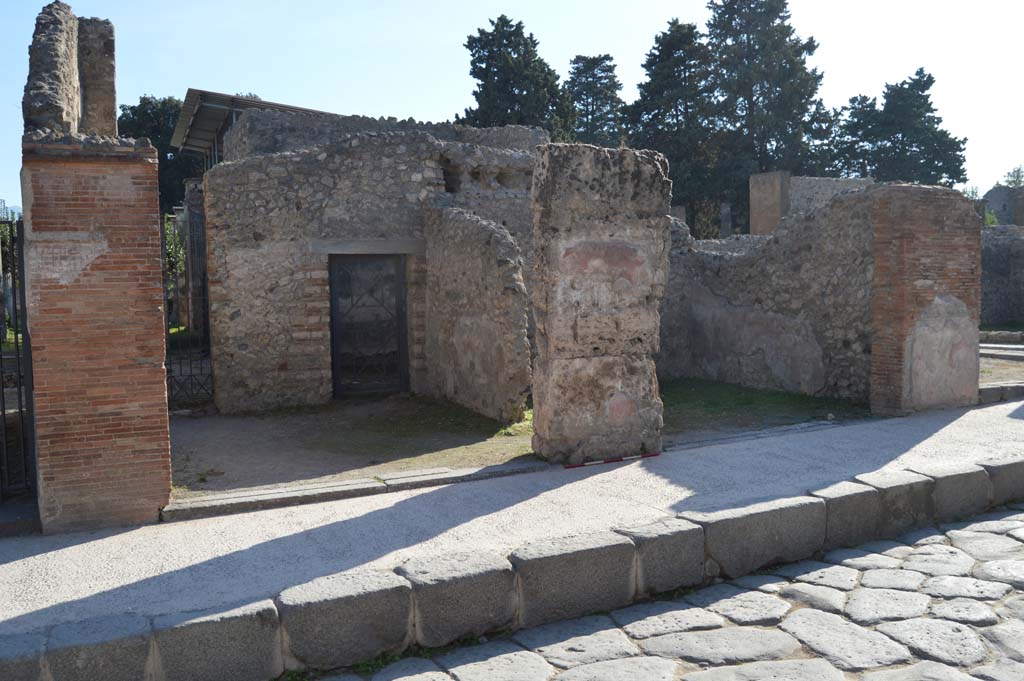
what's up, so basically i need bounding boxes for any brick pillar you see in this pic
[530,144,671,464]
[22,139,170,532]
[869,185,981,416]
[749,170,790,235]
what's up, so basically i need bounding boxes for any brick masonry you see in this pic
[21,139,170,532]
[869,185,981,415]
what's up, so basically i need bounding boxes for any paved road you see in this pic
[3,400,1024,637]
[334,510,1024,680]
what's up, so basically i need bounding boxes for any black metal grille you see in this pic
[329,254,409,396]
[0,219,36,502]
[162,203,212,406]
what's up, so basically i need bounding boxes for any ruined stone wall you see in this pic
[789,176,874,216]
[23,1,116,136]
[749,171,872,235]
[981,225,1024,327]
[222,108,548,162]
[424,208,531,423]
[531,145,671,462]
[869,185,980,415]
[983,185,1024,225]
[204,132,446,413]
[658,193,875,401]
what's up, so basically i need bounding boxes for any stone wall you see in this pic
[658,193,874,401]
[22,135,170,532]
[204,132,445,413]
[531,144,671,462]
[23,1,116,136]
[983,185,1024,226]
[222,108,547,162]
[424,208,531,423]
[981,225,1024,327]
[749,171,872,235]
[869,185,980,415]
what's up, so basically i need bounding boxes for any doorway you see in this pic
[328,254,409,396]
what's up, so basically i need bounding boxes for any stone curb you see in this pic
[160,460,552,522]
[978,382,1024,405]
[979,330,1024,344]
[8,455,1024,680]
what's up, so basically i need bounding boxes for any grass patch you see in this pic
[0,326,24,354]
[660,377,869,434]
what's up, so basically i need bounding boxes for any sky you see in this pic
[2,0,1022,209]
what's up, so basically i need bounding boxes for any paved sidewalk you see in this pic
[1,400,1023,638]
[336,510,1024,680]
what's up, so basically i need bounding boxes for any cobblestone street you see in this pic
[335,507,1024,681]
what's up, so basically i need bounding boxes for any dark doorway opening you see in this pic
[329,254,409,397]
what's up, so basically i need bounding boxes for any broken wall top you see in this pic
[23,1,116,137]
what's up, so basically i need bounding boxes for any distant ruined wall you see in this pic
[531,144,671,463]
[981,225,1024,328]
[789,176,874,216]
[23,1,116,136]
[983,185,1024,226]
[424,208,531,423]
[222,108,548,162]
[749,171,872,235]
[658,192,875,401]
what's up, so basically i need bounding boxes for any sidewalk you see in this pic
[2,399,1023,639]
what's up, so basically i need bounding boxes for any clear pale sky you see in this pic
[2,0,1021,209]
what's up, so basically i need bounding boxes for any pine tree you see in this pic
[564,54,624,147]
[836,69,966,186]
[456,15,570,137]
[706,0,827,224]
[625,20,717,233]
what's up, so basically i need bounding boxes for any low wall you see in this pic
[749,171,873,235]
[981,225,1024,327]
[659,192,874,401]
[424,208,531,423]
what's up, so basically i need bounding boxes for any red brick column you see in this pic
[869,185,981,416]
[22,140,170,532]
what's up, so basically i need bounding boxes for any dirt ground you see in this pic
[171,377,876,499]
[981,356,1024,384]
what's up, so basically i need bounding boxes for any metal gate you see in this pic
[162,209,212,406]
[329,254,409,396]
[0,218,36,502]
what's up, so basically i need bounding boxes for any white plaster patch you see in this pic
[904,294,979,411]
[28,233,108,285]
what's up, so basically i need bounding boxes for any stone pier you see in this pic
[530,144,671,463]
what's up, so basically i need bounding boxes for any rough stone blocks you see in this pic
[980,457,1024,506]
[679,496,826,579]
[811,481,882,549]
[616,517,704,595]
[396,551,516,648]
[277,569,412,669]
[509,531,637,628]
[530,144,671,463]
[153,599,283,681]
[855,470,934,537]
[45,614,151,681]
[906,463,992,522]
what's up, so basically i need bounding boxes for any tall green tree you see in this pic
[625,20,718,233]
[564,54,624,147]
[835,69,966,186]
[118,95,204,215]
[706,0,827,223]
[456,15,572,138]
[1003,165,1024,188]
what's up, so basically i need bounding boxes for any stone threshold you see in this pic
[979,382,1024,404]
[8,453,1024,680]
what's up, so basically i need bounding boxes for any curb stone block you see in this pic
[0,632,45,681]
[396,551,516,648]
[905,463,992,522]
[45,614,151,681]
[276,569,412,669]
[615,517,704,595]
[679,496,826,578]
[979,457,1024,506]
[153,599,283,681]
[854,470,934,538]
[509,531,636,628]
[810,481,881,549]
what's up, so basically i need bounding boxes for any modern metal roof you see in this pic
[170,88,333,156]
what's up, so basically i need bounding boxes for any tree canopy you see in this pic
[118,95,204,215]
[1003,165,1024,188]
[564,54,624,147]
[456,15,572,138]
[834,69,966,187]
